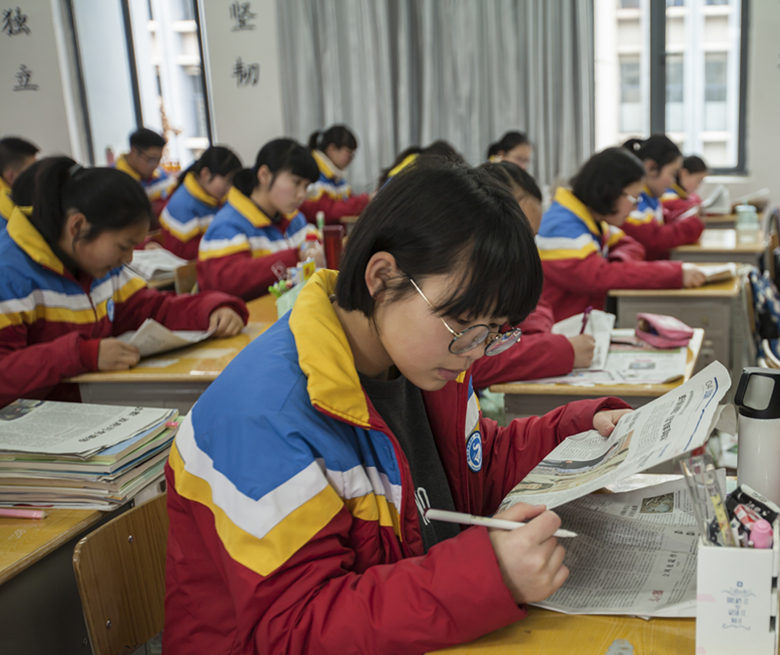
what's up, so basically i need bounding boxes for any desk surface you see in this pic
[69,295,278,384]
[608,272,741,298]
[0,508,102,585]
[432,607,693,654]
[672,229,764,254]
[491,328,703,398]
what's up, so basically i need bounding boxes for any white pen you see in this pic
[424,508,578,538]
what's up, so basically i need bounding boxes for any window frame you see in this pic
[649,0,750,175]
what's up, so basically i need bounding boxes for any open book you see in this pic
[126,249,188,282]
[697,263,737,284]
[499,361,732,617]
[117,319,215,358]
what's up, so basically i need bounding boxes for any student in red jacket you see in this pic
[621,135,704,259]
[164,159,632,654]
[472,161,594,386]
[538,147,706,322]
[662,155,709,222]
[0,157,248,408]
[299,125,371,225]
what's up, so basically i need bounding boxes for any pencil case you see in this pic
[635,312,694,348]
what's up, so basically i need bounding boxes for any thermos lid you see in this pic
[734,367,780,419]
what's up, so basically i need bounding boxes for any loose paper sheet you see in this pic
[118,319,215,358]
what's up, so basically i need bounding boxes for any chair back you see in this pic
[174,262,198,295]
[73,494,168,655]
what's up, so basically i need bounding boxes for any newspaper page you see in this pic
[552,310,616,371]
[499,361,731,511]
[533,475,724,617]
[118,319,215,358]
[126,249,188,281]
[0,400,173,457]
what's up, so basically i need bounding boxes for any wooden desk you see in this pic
[609,274,750,399]
[432,607,693,654]
[492,330,703,419]
[670,228,764,265]
[71,295,278,413]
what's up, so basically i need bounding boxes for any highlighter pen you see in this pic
[424,508,577,538]
[579,306,593,335]
[0,508,47,520]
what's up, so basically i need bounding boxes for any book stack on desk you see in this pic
[0,400,179,510]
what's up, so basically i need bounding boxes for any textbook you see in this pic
[126,248,188,282]
[117,318,215,358]
[499,361,733,617]
[697,263,737,284]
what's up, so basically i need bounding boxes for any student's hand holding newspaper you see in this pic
[208,308,246,338]
[488,503,569,604]
[592,408,633,437]
[98,338,141,371]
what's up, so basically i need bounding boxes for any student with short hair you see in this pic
[621,135,704,259]
[0,157,248,409]
[471,161,595,385]
[159,146,242,260]
[537,147,706,322]
[486,131,533,169]
[197,138,320,301]
[299,125,371,225]
[662,154,709,222]
[164,160,632,654]
[114,128,177,217]
[0,136,39,222]
[378,140,464,186]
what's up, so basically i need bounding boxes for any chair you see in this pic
[174,261,198,295]
[73,494,168,655]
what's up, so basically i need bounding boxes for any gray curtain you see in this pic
[277,0,594,192]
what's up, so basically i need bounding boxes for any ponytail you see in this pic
[622,134,681,169]
[308,130,322,151]
[10,159,44,207]
[30,156,151,248]
[308,125,358,153]
[173,145,242,193]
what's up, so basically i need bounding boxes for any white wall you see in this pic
[198,0,285,166]
[700,0,780,204]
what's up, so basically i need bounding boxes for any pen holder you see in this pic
[696,519,780,655]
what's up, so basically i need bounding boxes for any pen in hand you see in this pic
[579,306,593,335]
[424,508,577,538]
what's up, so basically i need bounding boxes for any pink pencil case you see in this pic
[635,312,694,348]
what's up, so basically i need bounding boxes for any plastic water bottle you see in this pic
[736,204,759,244]
[300,233,326,269]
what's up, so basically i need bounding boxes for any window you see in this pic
[595,0,748,173]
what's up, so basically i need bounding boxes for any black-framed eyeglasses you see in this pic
[408,277,522,356]
[134,148,162,166]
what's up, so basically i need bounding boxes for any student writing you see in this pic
[197,138,321,301]
[621,135,704,259]
[164,161,632,655]
[472,161,594,386]
[0,136,38,223]
[537,147,706,322]
[159,146,242,260]
[662,154,709,222]
[299,124,371,225]
[0,157,248,408]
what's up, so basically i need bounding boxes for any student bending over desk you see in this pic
[537,147,706,322]
[197,139,322,301]
[661,154,709,222]
[164,161,632,655]
[0,157,247,408]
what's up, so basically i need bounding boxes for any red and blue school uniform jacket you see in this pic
[197,187,316,301]
[159,173,221,261]
[471,299,574,387]
[0,207,248,408]
[0,177,14,223]
[662,183,703,223]
[621,186,704,260]
[537,188,684,322]
[299,150,370,225]
[114,154,177,219]
[163,269,629,655]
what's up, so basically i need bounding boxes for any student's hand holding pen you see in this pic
[98,338,141,370]
[488,503,569,604]
[567,334,595,368]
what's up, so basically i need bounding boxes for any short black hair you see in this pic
[682,155,708,174]
[337,160,542,326]
[129,128,167,150]
[232,138,319,196]
[0,137,39,175]
[486,131,530,160]
[173,145,242,194]
[378,141,464,186]
[622,134,681,169]
[479,161,542,202]
[308,125,358,152]
[571,147,646,215]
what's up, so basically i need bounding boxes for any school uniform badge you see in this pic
[466,431,482,472]
[106,298,115,322]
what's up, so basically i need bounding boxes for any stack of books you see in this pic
[0,400,179,510]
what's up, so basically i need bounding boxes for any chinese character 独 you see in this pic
[229,2,256,31]
[232,57,259,87]
[2,7,29,36]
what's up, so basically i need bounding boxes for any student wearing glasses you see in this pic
[164,160,632,654]
[114,128,177,219]
[537,147,705,322]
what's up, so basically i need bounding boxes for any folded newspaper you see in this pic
[499,360,733,617]
[118,318,215,358]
